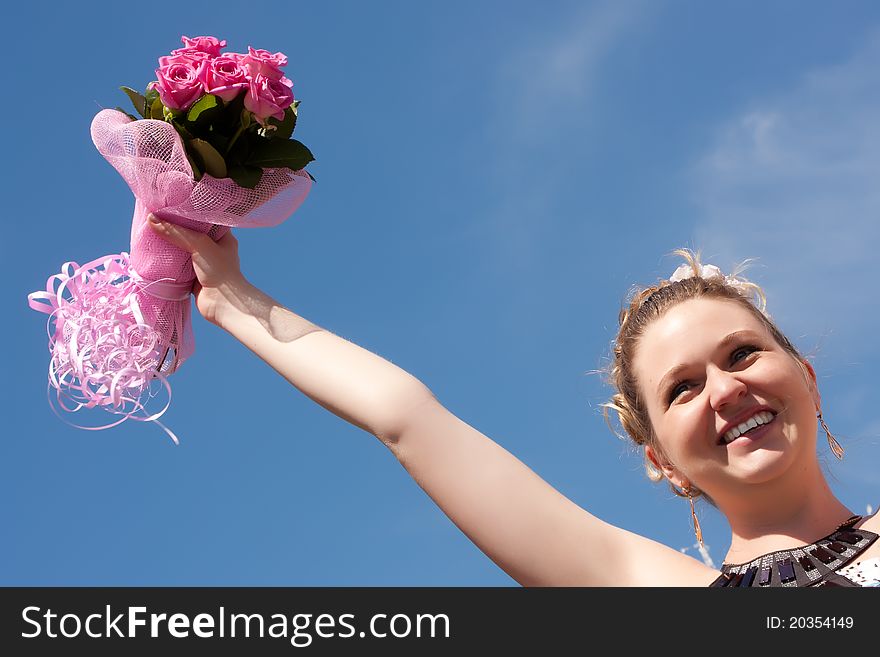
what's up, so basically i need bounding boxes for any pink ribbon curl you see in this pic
[27,253,182,444]
[28,109,312,442]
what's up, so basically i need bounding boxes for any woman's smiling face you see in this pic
[633,297,820,497]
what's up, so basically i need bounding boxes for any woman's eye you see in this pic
[732,345,759,363]
[669,382,691,403]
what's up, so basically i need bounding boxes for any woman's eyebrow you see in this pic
[656,329,763,398]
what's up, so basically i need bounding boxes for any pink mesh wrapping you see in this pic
[28,109,311,439]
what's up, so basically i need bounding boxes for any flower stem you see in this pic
[226,124,246,155]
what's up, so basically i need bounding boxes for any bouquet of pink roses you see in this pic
[28,36,314,442]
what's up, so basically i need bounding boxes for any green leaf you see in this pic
[227,165,263,189]
[121,86,148,118]
[265,106,297,140]
[190,138,228,178]
[149,97,164,120]
[187,94,220,122]
[246,139,315,171]
[114,107,139,122]
[169,120,194,142]
[185,150,203,181]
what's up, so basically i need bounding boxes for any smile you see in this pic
[719,411,776,445]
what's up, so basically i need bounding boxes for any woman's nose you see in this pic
[707,367,748,411]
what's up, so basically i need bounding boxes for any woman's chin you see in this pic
[722,442,802,486]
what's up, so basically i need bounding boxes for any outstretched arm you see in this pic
[205,277,433,441]
[149,216,718,586]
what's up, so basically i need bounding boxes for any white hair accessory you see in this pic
[668,262,751,296]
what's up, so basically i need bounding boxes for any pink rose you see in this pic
[200,54,249,102]
[172,35,227,58]
[241,46,290,83]
[159,51,210,67]
[244,74,294,124]
[151,55,205,110]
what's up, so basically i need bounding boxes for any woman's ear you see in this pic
[801,359,821,410]
[644,444,682,488]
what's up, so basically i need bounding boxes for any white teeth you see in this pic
[722,411,774,444]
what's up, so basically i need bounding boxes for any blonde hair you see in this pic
[601,249,808,502]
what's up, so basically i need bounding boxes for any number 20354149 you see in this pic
[766,617,854,629]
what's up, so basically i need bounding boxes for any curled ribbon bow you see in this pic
[28,253,181,443]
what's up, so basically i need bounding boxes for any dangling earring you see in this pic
[818,410,844,460]
[685,485,703,548]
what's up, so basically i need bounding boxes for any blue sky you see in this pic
[3,1,879,585]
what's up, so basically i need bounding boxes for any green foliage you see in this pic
[186,151,203,181]
[187,94,220,123]
[266,106,297,140]
[149,96,164,119]
[169,120,194,141]
[120,86,148,118]
[227,165,263,189]
[246,139,314,171]
[114,107,139,122]
[190,139,228,178]
[116,86,314,184]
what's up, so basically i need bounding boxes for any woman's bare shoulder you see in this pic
[607,525,721,586]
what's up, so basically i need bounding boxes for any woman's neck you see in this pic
[718,466,854,565]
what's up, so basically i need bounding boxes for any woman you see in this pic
[147,214,879,587]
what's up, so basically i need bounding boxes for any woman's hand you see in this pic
[147,214,247,326]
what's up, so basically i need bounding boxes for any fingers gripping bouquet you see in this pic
[28,36,314,442]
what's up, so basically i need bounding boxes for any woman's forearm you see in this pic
[214,278,435,445]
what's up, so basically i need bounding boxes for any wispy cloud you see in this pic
[496,0,646,142]
[680,542,717,568]
[689,30,880,350]
[476,1,649,274]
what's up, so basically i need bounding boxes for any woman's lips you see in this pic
[721,413,776,448]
